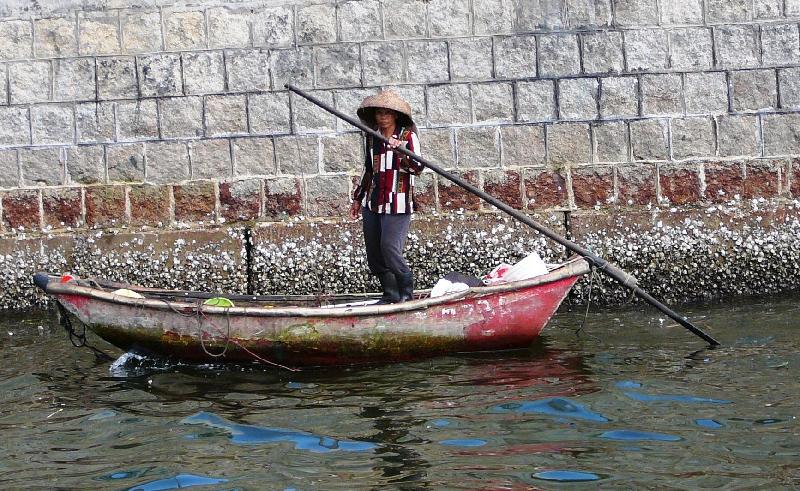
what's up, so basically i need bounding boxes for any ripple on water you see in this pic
[695,419,724,429]
[492,397,609,422]
[126,473,228,491]
[599,429,681,441]
[439,439,487,447]
[532,470,602,482]
[623,392,731,404]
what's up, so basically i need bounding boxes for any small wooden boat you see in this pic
[33,258,589,367]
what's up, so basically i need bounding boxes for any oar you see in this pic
[286,83,720,346]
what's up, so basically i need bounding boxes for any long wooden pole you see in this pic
[286,83,720,346]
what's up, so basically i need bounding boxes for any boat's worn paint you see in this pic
[37,260,588,366]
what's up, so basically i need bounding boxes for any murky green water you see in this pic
[1,296,798,490]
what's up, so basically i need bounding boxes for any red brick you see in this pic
[571,166,614,208]
[42,187,82,229]
[265,177,302,218]
[438,170,480,211]
[174,180,216,223]
[483,170,522,210]
[617,164,656,206]
[85,185,127,228]
[704,162,743,203]
[523,169,567,209]
[744,161,780,199]
[1,189,41,231]
[130,184,171,226]
[792,158,800,197]
[659,165,701,205]
[220,179,262,222]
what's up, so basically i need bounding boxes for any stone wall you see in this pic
[1,0,800,308]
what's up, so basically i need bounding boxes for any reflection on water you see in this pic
[0,295,799,489]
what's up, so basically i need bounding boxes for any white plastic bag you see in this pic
[430,278,469,298]
[498,251,548,283]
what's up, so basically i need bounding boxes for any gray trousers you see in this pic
[362,208,412,276]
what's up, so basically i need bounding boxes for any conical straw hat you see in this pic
[357,90,414,128]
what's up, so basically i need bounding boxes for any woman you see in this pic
[350,90,423,303]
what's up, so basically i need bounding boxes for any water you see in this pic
[1,296,799,489]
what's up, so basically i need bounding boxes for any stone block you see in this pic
[406,40,449,84]
[523,168,568,209]
[220,179,262,221]
[641,73,683,116]
[145,141,190,183]
[547,122,591,165]
[617,163,656,205]
[538,34,581,77]
[0,64,5,104]
[571,165,614,207]
[66,145,104,184]
[731,69,777,112]
[427,84,472,126]
[205,95,248,137]
[450,37,493,81]
[271,48,313,89]
[482,169,521,209]
[117,99,158,141]
[164,10,206,50]
[761,24,800,66]
[53,58,96,102]
[671,117,714,160]
[182,51,225,95]
[659,164,701,204]
[624,29,668,71]
[755,0,783,18]
[428,0,472,36]
[472,82,514,123]
[121,11,162,54]
[0,150,19,188]
[779,68,800,109]
[558,78,599,120]
[207,7,251,49]
[31,104,74,145]
[265,177,302,217]
[1,189,40,230]
[107,143,145,182]
[275,135,320,174]
[787,0,800,15]
[9,61,51,104]
[581,30,624,74]
[500,125,546,167]
[253,6,294,48]
[138,54,182,97]
[297,4,337,44]
[457,127,500,168]
[233,137,276,176]
[97,56,137,99]
[338,0,381,41]
[660,0,703,24]
[361,42,407,85]
[413,171,437,214]
[743,160,780,198]
[630,119,668,160]
[226,49,270,93]
[566,0,612,28]
[670,28,713,70]
[315,44,361,87]
[494,35,536,79]
[84,185,126,228]
[76,102,115,143]
[0,20,33,59]
[762,113,800,156]
[247,93,291,135]
[321,133,362,173]
[384,0,427,39]
[332,88,375,132]
[78,12,120,55]
[613,0,658,26]
[0,106,31,146]
[438,170,480,211]
[418,128,456,167]
[174,180,216,223]
[474,0,514,34]
[35,17,77,58]
[706,0,753,23]
[717,115,760,157]
[791,158,800,197]
[513,0,564,30]
[42,187,82,229]
[714,25,759,68]
[190,139,232,179]
[600,76,638,118]
[291,90,336,133]
[516,80,556,122]
[158,97,204,139]
[703,161,743,202]
[129,184,171,226]
[593,121,629,162]
[304,175,350,216]
[684,72,728,114]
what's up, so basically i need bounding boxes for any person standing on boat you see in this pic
[349,91,423,303]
